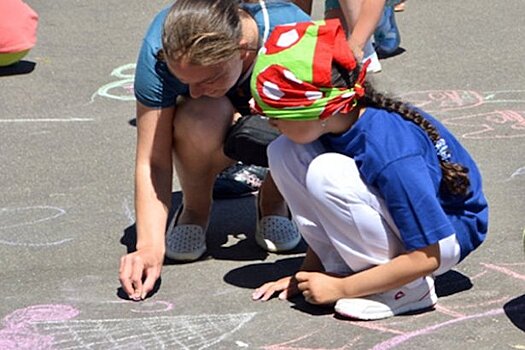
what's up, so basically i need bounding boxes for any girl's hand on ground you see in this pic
[295,271,345,305]
[119,247,164,301]
[252,276,299,301]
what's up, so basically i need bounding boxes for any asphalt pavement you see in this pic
[1,0,524,349]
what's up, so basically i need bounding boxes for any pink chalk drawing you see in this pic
[398,90,485,112]
[262,262,525,350]
[480,263,525,282]
[481,90,525,105]
[0,304,79,350]
[442,110,525,139]
[356,262,525,349]
[398,89,525,113]
[105,299,174,313]
[129,300,174,314]
[370,308,505,350]
[389,89,525,141]
[261,326,359,350]
[0,303,255,349]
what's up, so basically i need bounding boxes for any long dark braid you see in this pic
[331,63,470,196]
[362,81,470,196]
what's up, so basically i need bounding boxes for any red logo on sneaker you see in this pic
[394,291,405,300]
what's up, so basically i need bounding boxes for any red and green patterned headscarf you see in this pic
[251,19,368,120]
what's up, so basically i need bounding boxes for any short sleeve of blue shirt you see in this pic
[134,7,188,108]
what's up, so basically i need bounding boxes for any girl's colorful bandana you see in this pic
[250,19,367,120]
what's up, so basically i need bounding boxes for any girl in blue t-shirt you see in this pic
[250,19,488,320]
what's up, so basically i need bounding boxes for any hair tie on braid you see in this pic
[435,138,452,162]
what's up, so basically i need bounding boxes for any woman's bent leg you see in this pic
[173,96,236,228]
[166,96,235,260]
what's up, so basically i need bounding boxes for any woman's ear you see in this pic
[238,39,252,60]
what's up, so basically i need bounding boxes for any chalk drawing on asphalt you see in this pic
[0,303,255,350]
[350,262,525,350]
[398,89,525,113]
[441,110,525,139]
[398,90,486,112]
[92,63,136,102]
[0,206,73,247]
[262,327,359,350]
[258,262,525,350]
[481,90,525,105]
[129,300,174,314]
[510,166,525,179]
[0,118,94,123]
[122,198,135,225]
[0,304,79,350]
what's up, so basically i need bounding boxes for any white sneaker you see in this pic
[334,276,437,320]
[363,40,382,73]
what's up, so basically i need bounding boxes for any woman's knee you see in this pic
[174,96,234,145]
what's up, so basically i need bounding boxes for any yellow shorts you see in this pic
[0,49,30,67]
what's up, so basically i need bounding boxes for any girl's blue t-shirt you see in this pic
[134,0,310,108]
[321,107,489,261]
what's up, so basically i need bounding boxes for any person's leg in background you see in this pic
[374,0,402,56]
[325,0,384,73]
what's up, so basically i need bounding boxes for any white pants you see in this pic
[268,137,460,276]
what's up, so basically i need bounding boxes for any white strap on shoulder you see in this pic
[258,0,270,43]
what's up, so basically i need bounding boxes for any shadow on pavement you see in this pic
[504,294,525,332]
[291,298,335,316]
[224,257,303,289]
[0,60,36,76]
[376,46,406,59]
[120,192,184,254]
[120,191,306,263]
[224,257,333,316]
[435,270,473,297]
[115,277,163,301]
[121,224,137,254]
